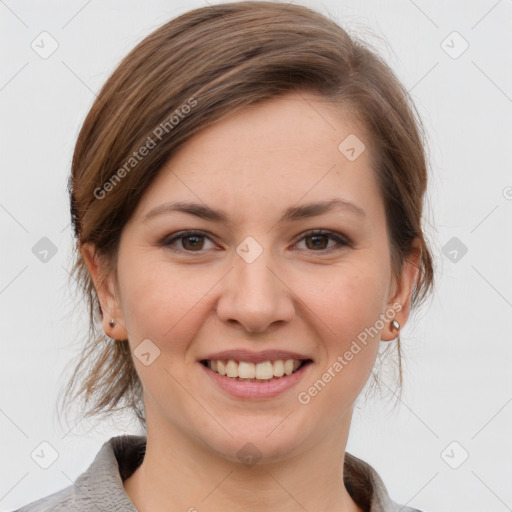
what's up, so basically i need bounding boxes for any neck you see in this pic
[123,407,363,512]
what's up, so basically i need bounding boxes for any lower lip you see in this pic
[199,361,312,399]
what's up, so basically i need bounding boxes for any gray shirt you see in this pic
[14,435,423,512]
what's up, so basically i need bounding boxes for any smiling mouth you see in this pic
[200,358,313,382]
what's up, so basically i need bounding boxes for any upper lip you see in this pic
[200,349,313,364]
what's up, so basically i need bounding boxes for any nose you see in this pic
[215,246,295,334]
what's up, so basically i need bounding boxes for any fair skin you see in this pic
[82,91,419,512]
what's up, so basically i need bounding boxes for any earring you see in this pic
[109,319,116,328]
[391,320,400,331]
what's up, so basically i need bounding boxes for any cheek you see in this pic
[295,262,387,397]
[299,260,388,340]
[117,253,206,344]
[116,256,211,405]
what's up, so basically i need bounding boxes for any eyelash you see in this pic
[161,229,351,254]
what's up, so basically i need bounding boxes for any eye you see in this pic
[161,229,351,254]
[293,229,350,252]
[162,230,216,252]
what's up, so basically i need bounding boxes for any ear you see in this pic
[80,242,128,341]
[380,239,421,341]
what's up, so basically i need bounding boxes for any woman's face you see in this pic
[87,90,417,463]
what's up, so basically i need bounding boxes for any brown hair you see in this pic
[60,1,434,428]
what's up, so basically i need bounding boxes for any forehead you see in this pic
[134,91,382,222]
[176,91,370,165]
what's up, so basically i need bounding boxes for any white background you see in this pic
[1,1,511,511]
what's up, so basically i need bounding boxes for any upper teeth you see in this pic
[207,359,302,380]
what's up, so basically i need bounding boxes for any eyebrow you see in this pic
[142,198,366,224]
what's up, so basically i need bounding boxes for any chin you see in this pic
[196,418,309,466]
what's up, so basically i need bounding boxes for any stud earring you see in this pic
[391,320,400,331]
[109,319,116,328]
